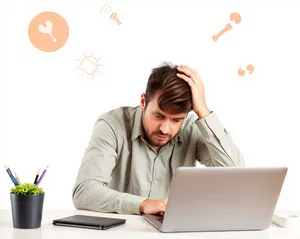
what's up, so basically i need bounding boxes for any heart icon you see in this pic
[38,20,56,42]
[38,20,53,34]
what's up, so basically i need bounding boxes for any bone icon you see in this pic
[38,20,56,42]
[212,12,241,41]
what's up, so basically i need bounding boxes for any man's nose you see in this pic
[159,120,170,134]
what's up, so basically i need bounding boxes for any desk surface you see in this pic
[0,210,299,239]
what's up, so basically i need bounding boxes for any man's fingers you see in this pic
[177,73,195,86]
[180,64,197,74]
[177,66,193,77]
[178,65,202,85]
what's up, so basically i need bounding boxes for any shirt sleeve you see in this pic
[195,112,245,167]
[72,119,147,214]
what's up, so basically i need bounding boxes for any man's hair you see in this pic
[145,62,192,114]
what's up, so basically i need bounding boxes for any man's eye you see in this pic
[156,114,163,119]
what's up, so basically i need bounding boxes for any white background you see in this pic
[1,0,300,211]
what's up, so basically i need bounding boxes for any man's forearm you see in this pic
[72,180,147,215]
[195,107,211,119]
[196,112,245,167]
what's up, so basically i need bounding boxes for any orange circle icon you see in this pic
[28,11,69,52]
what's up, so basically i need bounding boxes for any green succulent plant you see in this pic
[11,183,44,195]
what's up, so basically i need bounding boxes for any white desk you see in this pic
[0,210,299,239]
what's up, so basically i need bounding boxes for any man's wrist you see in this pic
[139,199,148,214]
[195,108,211,119]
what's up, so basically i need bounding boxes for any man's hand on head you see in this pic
[139,198,168,215]
[176,65,211,119]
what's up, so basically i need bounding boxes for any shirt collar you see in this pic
[131,107,143,141]
[131,107,184,143]
[173,129,184,144]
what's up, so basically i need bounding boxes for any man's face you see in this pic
[140,93,187,150]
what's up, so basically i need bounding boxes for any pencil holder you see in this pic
[10,183,45,229]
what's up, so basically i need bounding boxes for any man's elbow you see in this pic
[72,184,87,210]
[71,181,114,213]
[72,181,97,211]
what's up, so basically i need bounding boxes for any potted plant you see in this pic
[10,183,45,229]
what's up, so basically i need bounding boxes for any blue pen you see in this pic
[4,166,19,186]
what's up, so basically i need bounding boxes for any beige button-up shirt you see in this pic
[72,106,245,214]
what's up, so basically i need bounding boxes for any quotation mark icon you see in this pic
[212,12,241,41]
[238,64,255,76]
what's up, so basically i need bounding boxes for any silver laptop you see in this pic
[143,167,287,233]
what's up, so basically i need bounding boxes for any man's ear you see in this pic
[140,93,146,110]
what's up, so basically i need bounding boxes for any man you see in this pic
[72,62,245,215]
